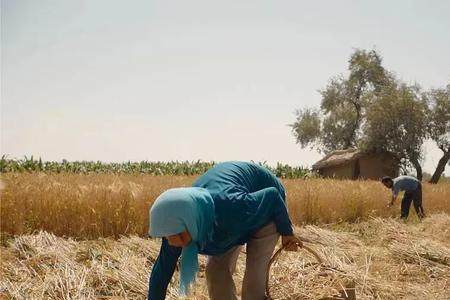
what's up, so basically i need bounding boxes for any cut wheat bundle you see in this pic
[266,239,356,300]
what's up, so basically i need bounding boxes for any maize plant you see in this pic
[0,155,311,178]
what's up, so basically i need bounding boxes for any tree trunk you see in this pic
[346,87,363,149]
[429,150,450,184]
[411,158,423,181]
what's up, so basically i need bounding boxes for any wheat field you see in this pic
[1,174,450,299]
[1,173,449,239]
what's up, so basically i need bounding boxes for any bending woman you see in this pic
[148,161,300,300]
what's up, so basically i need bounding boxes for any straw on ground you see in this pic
[1,214,450,300]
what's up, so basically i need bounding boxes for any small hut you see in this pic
[312,149,398,180]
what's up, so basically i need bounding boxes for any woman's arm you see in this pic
[148,238,181,300]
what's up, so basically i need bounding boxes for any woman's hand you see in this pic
[281,235,303,251]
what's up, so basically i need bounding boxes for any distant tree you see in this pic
[361,82,429,180]
[291,49,436,179]
[427,84,450,183]
[291,49,388,153]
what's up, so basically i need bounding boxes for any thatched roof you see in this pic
[312,148,363,170]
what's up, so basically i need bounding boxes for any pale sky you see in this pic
[1,0,449,174]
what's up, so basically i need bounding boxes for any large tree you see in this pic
[361,82,429,180]
[291,49,388,153]
[291,49,431,180]
[427,84,450,183]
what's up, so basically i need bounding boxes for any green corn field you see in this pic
[0,156,311,179]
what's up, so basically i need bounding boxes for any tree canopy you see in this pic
[292,49,389,154]
[362,83,429,180]
[291,49,449,182]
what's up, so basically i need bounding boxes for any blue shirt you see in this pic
[148,161,293,299]
[392,175,420,197]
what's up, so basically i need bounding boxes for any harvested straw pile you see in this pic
[1,214,450,300]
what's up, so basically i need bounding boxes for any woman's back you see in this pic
[193,161,285,200]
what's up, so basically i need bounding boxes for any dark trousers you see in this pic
[401,183,425,219]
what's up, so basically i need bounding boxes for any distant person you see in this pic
[147,161,301,300]
[381,175,425,220]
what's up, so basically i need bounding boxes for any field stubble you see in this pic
[0,215,449,299]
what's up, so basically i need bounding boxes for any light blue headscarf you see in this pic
[149,187,215,295]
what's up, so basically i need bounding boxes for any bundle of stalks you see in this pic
[267,226,363,300]
[267,246,353,300]
[390,238,450,269]
[361,217,450,271]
